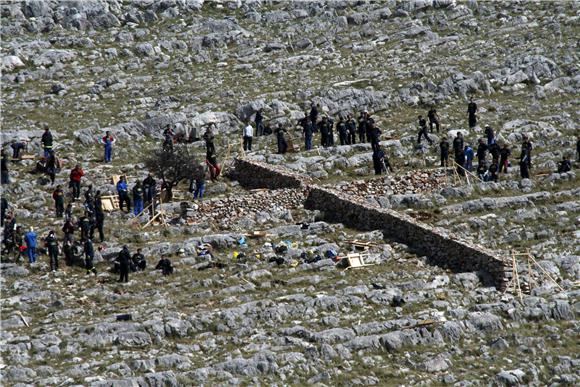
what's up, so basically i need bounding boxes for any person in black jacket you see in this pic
[1,151,9,185]
[93,191,105,242]
[275,125,288,154]
[467,98,477,128]
[346,114,356,145]
[417,115,433,145]
[440,138,450,167]
[117,245,131,283]
[41,125,53,158]
[476,138,488,166]
[156,256,174,276]
[132,248,147,271]
[84,238,97,275]
[45,230,59,271]
[143,173,157,216]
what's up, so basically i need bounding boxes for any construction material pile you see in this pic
[337,170,446,197]
[190,188,308,227]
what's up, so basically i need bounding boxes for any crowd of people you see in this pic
[240,99,578,181]
[1,98,578,279]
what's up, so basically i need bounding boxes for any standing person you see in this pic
[489,142,500,166]
[101,131,116,163]
[467,97,477,128]
[41,124,53,158]
[69,164,85,200]
[369,121,382,152]
[143,173,157,215]
[64,203,73,221]
[1,197,7,227]
[193,165,206,200]
[521,135,533,169]
[62,218,75,242]
[476,138,488,166]
[203,126,216,158]
[499,144,511,173]
[78,214,92,241]
[300,115,313,151]
[484,125,495,145]
[162,125,175,151]
[519,137,532,179]
[116,176,131,213]
[337,117,348,146]
[63,240,73,266]
[117,245,131,283]
[255,109,264,136]
[318,116,329,147]
[275,125,288,154]
[24,227,37,264]
[357,111,368,143]
[94,191,105,242]
[243,122,253,151]
[44,230,59,271]
[309,104,319,126]
[453,132,464,158]
[1,151,9,185]
[440,138,450,167]
[346,114,357,145]
[45,150,57,184]
[417,115,433,145]
[327,115,335,146]
[576,135,580,162]
[464,144,474,171]
[372,147,393,175]
[428,107,440,133]
[83,238,97,275]
[52,185,65,217]
[13,226,24,263]
[132,181,144,216]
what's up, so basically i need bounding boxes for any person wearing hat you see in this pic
[44,230,59,271]
[24,227,37,264]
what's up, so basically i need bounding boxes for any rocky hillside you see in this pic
[1,1,578,386]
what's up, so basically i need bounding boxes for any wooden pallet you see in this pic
[346,239,378,251]
[100,195,120,211]
[344,252,375,270]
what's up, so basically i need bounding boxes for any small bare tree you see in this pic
[144,144,201,201]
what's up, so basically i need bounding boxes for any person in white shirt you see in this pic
[243,123,253,151]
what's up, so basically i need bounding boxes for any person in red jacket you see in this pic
[69,164,85,200]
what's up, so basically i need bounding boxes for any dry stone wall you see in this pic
[233,157,508,289]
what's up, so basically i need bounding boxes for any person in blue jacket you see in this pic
[24,227,37,263]
[101,131,116,163]
[116,176,131,213]
[464,144,474,171]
